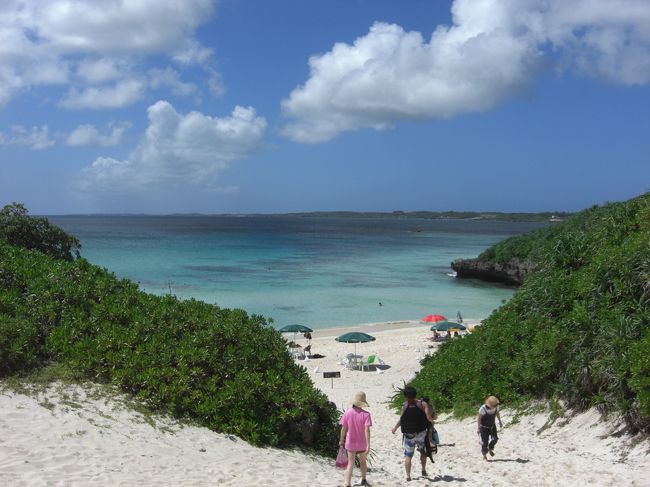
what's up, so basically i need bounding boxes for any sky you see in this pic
[1,0,649,215]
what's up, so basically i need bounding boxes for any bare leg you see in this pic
[420,451,427,475]
[359,451,368,482]
[344,450,355,486]
[404,455,412,480]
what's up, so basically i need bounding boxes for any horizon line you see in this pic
[41,209,572,218]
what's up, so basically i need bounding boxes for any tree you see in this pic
[0,203,81,261]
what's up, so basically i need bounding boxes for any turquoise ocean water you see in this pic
[49,216,544,330]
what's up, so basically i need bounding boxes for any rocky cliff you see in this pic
[450,257,534,286]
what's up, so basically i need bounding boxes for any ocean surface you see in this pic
[49,215,545,330]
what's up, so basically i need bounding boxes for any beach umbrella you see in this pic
[421,314,446,323]
[278,324,313,345]
[278,324,313,334]
[430,321,467,331]
[335,332,376,357]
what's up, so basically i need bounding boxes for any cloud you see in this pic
[79,100,266,192]
[24,0,214,54]
[282,0,650,143]
[541,0,650,84]
[149,67,200,98]
[0,125,55,150]
[0,0,216,108]
[76,57,127,83]
[207,69,225,97]
[59,79,146,109]
[66,122,131,147]
[172,39,214,67]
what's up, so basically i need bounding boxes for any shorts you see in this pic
[402,430,427,458]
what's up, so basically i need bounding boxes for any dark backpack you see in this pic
[400,400,429,434]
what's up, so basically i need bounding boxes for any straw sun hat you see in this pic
[353,391,369,408]
[485,396,499,408]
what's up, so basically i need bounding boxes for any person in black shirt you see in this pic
[477,396,502,460]
[391,386,436,480]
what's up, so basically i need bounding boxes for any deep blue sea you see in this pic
[49,215,544,330]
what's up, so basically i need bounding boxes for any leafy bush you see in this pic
[401,193,650,432]
[0,239,339,454]
[0,203,81,261]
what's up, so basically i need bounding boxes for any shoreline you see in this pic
[288,318,482,339]
[284,318,483,339]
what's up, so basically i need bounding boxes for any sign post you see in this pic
[323,371,341,389]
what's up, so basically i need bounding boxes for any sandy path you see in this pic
[1,320,648,486]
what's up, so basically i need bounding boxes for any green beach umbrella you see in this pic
[430,321,467,331]
[335,332,376,357]
[278,324,313,346]
[278,324,313,333]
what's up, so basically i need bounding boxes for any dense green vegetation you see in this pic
[477,225,563,265]
[0,205,338,454]
[0,203,80,261]
[401,193,650,431]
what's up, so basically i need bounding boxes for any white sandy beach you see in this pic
[1,320,648,486]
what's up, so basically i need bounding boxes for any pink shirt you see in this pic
[340,406,372,451]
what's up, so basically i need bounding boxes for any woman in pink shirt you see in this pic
[339,391,372,487]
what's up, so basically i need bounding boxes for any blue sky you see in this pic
[1,0,649,215]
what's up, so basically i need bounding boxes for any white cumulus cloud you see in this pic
[0,0,216,108]
[0,125,55,150]
[540,0,650,84]
[282,0,650,143]
[79,100,266,192]
[66,122,131,147]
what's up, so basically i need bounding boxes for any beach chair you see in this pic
[345,353,363,370]
[290,345,304,359]
[362,354,384,371]
[362,355,387,372]
[361,354,374,371]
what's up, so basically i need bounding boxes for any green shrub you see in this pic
[0,237,339,455]
[400,193,650,432]
[0,203,80,261]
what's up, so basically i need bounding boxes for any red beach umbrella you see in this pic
[421,314,446,323]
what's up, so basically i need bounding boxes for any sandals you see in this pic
[345,479,371,487]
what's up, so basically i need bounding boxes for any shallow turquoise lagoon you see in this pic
[50,215,544,329]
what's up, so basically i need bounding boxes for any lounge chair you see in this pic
[289,344,304,359]
[362,354,385,371]
[361,354,374,371]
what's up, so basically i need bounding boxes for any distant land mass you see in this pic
[43,211,572,223]
[282,210,571,222]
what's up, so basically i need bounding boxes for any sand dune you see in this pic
[1,320,648,486]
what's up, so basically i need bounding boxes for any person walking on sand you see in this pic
[477,396,502,460]
[340,391,373,487]
[391,386,436,481]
